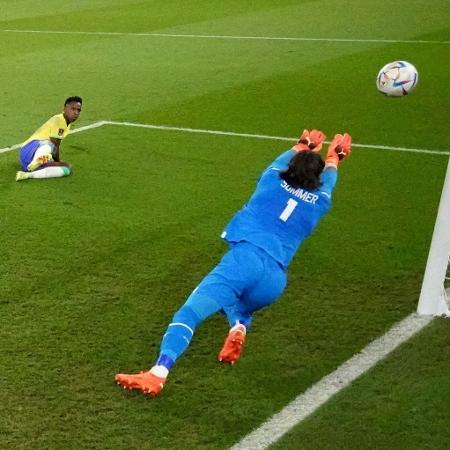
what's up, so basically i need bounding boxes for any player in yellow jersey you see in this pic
[16,96,82,181]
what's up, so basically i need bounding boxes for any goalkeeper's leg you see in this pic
[219,248,287,364]
[115,294,224,396]
[151,245,253,371]
[115,243,280,396]
[218,302,252,364]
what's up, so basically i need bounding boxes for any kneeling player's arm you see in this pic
[50,138,61,161]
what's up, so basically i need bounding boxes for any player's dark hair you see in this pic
[279,151,325,190]
[64,96,82,105]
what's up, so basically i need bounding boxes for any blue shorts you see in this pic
[185,242,287,327]
[19,140,41,171]
[19,140,55,171]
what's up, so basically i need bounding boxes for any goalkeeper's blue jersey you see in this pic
[222,149,337,269]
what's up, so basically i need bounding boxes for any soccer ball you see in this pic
[376,61,418,96]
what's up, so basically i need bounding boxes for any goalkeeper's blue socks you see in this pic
[151,304,202,374]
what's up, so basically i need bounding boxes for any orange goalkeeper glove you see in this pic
[292,129,326,152]
[325,133,352,168]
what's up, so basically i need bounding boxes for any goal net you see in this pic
[417,158,450,317]
[446,257,450,306]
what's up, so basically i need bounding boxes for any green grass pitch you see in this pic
[1,1,450,449]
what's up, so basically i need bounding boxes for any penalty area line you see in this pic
[230,313,434,450]
[1,120,448,156]
[104,121,450,156]
[0,121,107,154]
[0,29,449,45]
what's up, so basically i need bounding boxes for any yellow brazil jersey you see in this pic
[24,113,71,145]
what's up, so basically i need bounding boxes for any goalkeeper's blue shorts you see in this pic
[185,241,287,328]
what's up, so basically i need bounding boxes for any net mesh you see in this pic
[445,254,450,304]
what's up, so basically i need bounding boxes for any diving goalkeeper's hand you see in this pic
[292,129,326,152]
[325,133,352,168]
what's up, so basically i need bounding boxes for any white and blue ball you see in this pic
[376,61,418,96]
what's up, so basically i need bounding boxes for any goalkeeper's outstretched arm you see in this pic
[320,132,352,196]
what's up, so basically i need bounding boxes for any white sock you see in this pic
[150,365,169,378]
[230,321,246,335]
[29,166,70,179]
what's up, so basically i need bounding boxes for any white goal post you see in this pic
[417,157,450,317]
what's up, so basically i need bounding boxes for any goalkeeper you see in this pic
[16,96,82,181]
[116,129,352,397]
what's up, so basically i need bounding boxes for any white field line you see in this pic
[0,142,23,154]
[230,313,434,450]
[105,121,450,156]
[1,120,449,156]
[0,29,449,45]
[0,121,107,154]
[70,120,108,134]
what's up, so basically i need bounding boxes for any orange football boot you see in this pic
[218,323,246,364]
[115,370,166,397]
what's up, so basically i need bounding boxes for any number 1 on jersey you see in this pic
[279,198,298,222]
